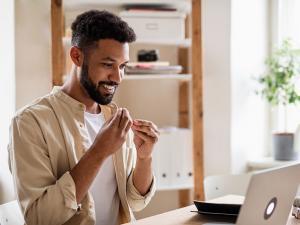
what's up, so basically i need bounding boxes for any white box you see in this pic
[120,11,186,41]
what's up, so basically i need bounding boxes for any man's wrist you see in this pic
[89,145,108,162]
[137,156,152,163]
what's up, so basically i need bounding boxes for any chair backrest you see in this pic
[0,162,15,204]
[204,173,252,200]
[0,200,24,225]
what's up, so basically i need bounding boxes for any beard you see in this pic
[80,60,117,105]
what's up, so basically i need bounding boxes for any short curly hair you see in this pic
[71,10,136,50]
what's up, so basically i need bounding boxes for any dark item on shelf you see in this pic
[137,49,159,62]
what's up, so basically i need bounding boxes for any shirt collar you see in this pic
[51,86,118,120]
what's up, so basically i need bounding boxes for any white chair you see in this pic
[0,162,15,204]
[0,200,24,225]
[0,161,24,224]
[204,173,252,200]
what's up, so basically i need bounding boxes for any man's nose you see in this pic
[109,67,123,84]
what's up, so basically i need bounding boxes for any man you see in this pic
[9,10,159,225]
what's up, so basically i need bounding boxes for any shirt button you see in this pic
[79,123,83,128]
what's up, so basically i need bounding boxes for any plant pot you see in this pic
[273,133,297,161]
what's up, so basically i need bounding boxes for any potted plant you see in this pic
[257,39,300,160]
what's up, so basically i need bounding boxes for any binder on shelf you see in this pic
[170,128,193,188]
[182,129,193,187]
[153,128,173,188]
[152,127,193,190]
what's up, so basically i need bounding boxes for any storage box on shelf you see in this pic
[120,11,186,42]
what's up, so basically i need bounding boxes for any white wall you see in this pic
[15,0,52,109]
[0,0,15,166]
[230,0,269,173]
[202,0,232,176]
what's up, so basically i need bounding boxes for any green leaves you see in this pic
[257,39,300,106]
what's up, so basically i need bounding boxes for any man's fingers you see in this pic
[118,108,124,127]
[133,119,159,133]
[106,108,119,125]
[109,108,123,127]
[132,125,157,138]
[132,129,158,143]
[125,119,133,133]
[119,108,132,130]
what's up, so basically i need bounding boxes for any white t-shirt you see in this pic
[84,111,120,225]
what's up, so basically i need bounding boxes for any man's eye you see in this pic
[120,64,126,70]
[102,63,113,68]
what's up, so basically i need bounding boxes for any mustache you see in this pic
[97,81,118,87]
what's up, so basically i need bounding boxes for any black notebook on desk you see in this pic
[193,201,241,217]
[193,195,244,217]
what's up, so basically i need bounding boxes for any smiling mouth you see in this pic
[100,84,116,95]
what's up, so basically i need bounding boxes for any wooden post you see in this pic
[51,0,64,86]
[192,0,204,201]
[178,80,191,207]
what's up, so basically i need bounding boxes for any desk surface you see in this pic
[124,205,299,225]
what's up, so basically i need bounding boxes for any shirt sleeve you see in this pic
[8,111,79,225]
[126,170,156,212]
[124,130,156,212]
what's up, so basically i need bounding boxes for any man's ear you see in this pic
[70,46,84,67]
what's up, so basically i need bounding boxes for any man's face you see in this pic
[80,39,129,105]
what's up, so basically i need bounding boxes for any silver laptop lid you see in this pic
[236,163,300,225]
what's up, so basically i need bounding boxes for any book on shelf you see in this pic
[125,62,182,75]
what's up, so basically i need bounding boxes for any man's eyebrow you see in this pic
[101,57,129,64]
[101,57,116,62]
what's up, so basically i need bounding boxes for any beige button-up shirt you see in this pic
[8,87,156,225]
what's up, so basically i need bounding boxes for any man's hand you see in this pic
[131,119,159,160]
[90,108,133,159]
[131,119,159,195]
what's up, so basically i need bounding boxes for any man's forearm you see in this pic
[132,157,153,196]
[70,147,106,203]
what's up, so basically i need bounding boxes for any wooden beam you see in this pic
[178,46,191,207]
[178,80,191,207]
[51,0,64,86]
[179,81,189,128]
[192,0,204,201]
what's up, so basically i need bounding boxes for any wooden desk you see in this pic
[123,205,299,225]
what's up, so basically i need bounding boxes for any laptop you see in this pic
[194,163,300,225]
